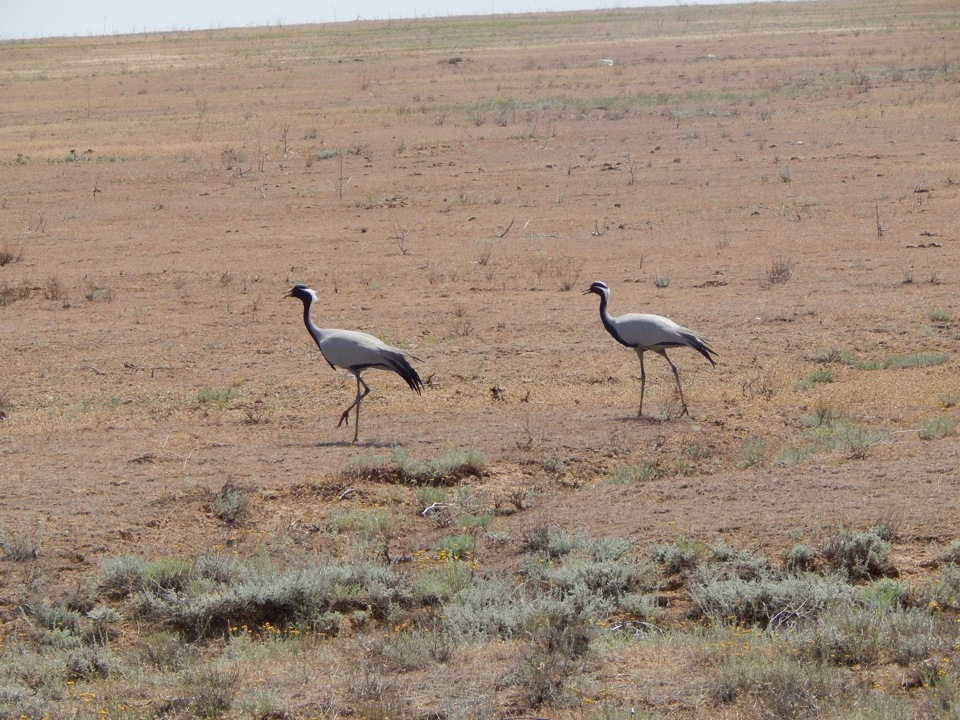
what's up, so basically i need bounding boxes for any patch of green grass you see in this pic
[930,307,953,323]
[812,349,949,371]
[343,447,486,484]
[459,511,493,530]
[434,534,476,561]
[735,436,765,469]
[608,460,657,484]
[703,625,850,715]
[860,578,910,610]
[823,421,889,459]
[196,385,233,410]
[0,518,44,561]
[328,507,400,542]
[811,347,857,365]
[878,351,949,369]
[781,410,888,463]
[918,415,956,440]
[772,443,815,468]
[794,367,833,391]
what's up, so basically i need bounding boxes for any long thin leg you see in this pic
[658,350,688,417]
[337,373,371,441]
[353,375,370,442]
[636,350,646,417]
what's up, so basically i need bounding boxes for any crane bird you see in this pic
[584,280,717,417]
[284,284,424,442]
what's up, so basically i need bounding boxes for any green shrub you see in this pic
[709,544,771,581]
[542,556,639,615]
[412,561,474,604]
[794,368,833,391]
[793,604,940,667]
[651,536,706,575]
[212,482,248,523]
[925,563,960,611]
[131,560,407,638]
[784,544,817,573]
[691,572,853,628]
[196,386,233,409]
[0,518,44,561]
[512,602,594,710]
[522,523,575,559]
[434,534,476,560]
[820,526,891,579]
[735,436,765,469]
[608,461,657,484]
[441,576,528,640]
[918,415,956,440]
[343,447,486,484]
[29,604,84,641]
[936,539,960,566]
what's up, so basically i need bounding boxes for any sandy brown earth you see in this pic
[1,0,959,715]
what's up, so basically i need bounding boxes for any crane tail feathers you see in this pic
[680,331,718,366]
[384,353,424,394]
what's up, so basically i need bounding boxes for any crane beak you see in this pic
[282,289,294,298]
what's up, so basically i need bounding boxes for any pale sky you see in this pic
[2,0,761,41]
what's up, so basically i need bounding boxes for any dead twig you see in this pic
[421,502,450,516]
[588,220,607,238]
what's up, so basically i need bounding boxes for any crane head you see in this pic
[284,284,316,302]
[583,281,610,298]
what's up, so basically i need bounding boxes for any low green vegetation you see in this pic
[813,347,949,371]
[343,447,486,484]
[196,385,233,410]
[3,525,957,718]
[773,408,888,466]
[793,367,833,391]
[918,414,956,440]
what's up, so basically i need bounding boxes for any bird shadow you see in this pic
[614,414,686,424]
[309,439,399,449]
[282,440,397,448]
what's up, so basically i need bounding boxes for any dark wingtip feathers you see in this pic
[383,352,424,395]
[399,360,425,395]
[680,331,718,366]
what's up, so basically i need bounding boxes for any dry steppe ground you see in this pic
[1,0,960,717]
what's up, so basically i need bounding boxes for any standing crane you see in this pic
[584,280,716,417]
[285,284,423,442]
